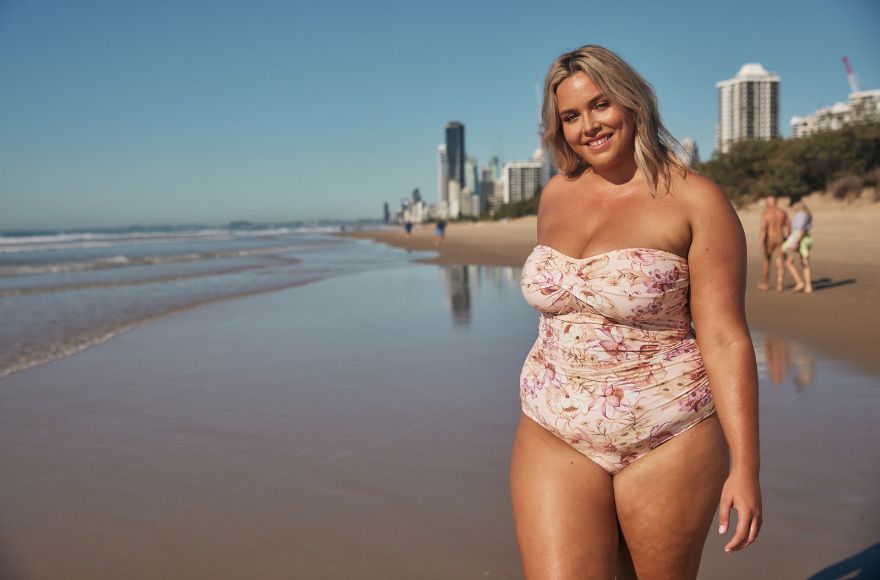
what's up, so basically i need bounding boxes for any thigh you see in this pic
[612,415,729,580]
[510,413,618,580]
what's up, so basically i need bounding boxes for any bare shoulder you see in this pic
[541,173,572,197]
[669,171,734,222]
[538,173,573,211]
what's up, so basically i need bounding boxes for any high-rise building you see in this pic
[680,138,700,167]
[716,63,780,154]
[502,160,542,204]
[464,156,477,193]
[464,156,479,216]
[445,122,466,194]
[448,179,461,218]
[437,144,448,205]
[479,163,496,217]
[791,88,880,138]
[539,144,556,186]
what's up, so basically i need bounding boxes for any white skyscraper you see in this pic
[716,63,780,154]
[502,160,542,204]
[680,137,700,167]
[791,89,880,138]
[447,179,461,219]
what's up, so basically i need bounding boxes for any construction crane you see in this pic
[842,56,860,94]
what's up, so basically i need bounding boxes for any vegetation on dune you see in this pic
[491,193,541,220]
[489,121,880,217]
[698,121,880,205]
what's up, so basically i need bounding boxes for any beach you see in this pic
[349,192,880,375]
[1,197,878,578]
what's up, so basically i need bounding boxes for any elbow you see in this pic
[696,328,754,359]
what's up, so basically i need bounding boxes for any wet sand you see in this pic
[349,193,880,375]
[1,263,878,579]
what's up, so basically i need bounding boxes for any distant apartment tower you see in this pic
[479,163,496,216]
[791,89,880,138]
[502,159,542,204]
[437,144,448,205]
[680,137,700,167]
[445,122,466,194]
[716,64,780,154]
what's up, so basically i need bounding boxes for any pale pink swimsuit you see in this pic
[519,245,716,474]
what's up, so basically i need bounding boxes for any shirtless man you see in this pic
[757,196,790,291]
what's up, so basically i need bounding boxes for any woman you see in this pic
[511,45,762,579]
[783,199,813,293]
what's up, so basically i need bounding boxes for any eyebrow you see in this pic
[558,93,609,116]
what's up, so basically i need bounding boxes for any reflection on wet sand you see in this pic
[441,265,519,326]
[440,268,819,392]
[754,333,815,390]
[441,265,470,326]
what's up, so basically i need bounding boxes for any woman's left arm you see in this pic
[685,176,762,553]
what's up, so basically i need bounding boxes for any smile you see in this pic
[586,134,612,149]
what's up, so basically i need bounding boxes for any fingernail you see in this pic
[725,548,731,553]
[718,524,726,534]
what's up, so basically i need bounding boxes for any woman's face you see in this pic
[555,71,634,171]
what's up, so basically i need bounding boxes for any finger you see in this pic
[718,497,732,535]
[746,515,761,545]
[724,513,751,552]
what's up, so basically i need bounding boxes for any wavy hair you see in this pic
[542,45,686,195]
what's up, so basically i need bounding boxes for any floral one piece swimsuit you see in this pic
[519,244,716,474]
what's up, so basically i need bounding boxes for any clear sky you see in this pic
[1,0,878,229]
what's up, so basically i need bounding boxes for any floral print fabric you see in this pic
[519,245,716,474]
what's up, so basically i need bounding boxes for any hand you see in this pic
[717,469,762,552]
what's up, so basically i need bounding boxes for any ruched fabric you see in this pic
[519,245,716,474]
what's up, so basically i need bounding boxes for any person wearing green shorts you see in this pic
[783,200,813,293]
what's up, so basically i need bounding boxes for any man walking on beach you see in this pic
[758,196,790,291]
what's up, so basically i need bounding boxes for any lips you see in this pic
[586,134,612,149]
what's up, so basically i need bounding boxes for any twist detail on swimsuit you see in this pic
[519,245,716,474]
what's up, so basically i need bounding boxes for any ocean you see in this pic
[0,222,412,379]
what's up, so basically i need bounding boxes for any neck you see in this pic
[590,154,640,186]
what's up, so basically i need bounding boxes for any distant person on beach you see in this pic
[434,219,446,246]
[758,196,790,291]
[404,221,413,236]
[513,45,761,579]
[783,199,813,293]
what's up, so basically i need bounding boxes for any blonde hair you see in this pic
[542,44,686,195]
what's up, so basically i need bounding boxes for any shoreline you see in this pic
[345,195,880,375]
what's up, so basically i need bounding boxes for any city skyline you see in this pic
[1,0,878,229]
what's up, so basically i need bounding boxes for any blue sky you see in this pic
[1,0,878,229]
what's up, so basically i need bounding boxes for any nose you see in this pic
[581,112,600,137]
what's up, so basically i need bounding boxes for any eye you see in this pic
[562,113,578,123]
[595,101,610,111]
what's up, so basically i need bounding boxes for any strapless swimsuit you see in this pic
[519,245,716,474]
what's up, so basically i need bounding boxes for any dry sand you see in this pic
[349,193,880,374]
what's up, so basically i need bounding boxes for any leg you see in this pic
[773,249,785,291]
[613,416,729,580]
[510,413,618,580]
[757,253,770,290]
[801,255,813,293]
[785,254,804,291]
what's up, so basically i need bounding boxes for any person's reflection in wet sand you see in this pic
[764,336,790,385]
[790,342,815,392]
[762,334,815,390]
